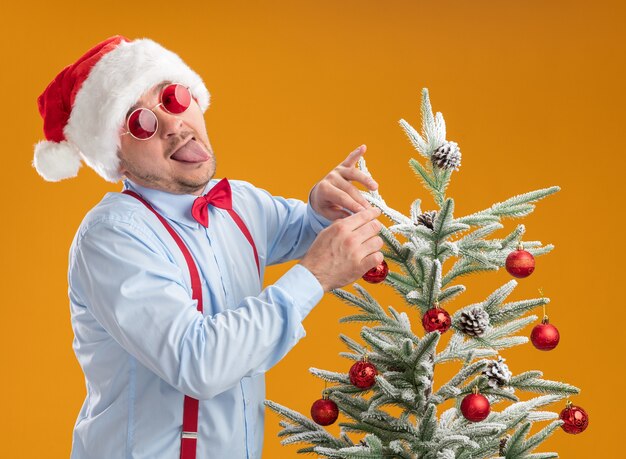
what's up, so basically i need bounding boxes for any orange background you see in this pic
[1,0,624,457]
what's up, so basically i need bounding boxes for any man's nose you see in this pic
[158,110,184,138]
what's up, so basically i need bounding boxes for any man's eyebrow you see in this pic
[125,81,172,118]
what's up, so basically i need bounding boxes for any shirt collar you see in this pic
[123,178,220,229]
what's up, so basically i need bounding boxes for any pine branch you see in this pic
[456,213,501,227]
[333,288,374,313]
[517,420,564,456]
[509,371,543,384]
[442,259,499,287]
[339,334,368,356]
[433,199,454,237]
[412,332,439,367]
[458,222,504,242]
[437,316,536,363]
[417,404,438,442]
[422,258,443,309]
[435,435,479,454]
[434,360,490,402]
[483,280,517,315]
[362,190,412,226]
[458,187,560,223]
[438,284,466,304]
[265,400,351,452]
[385,272,416,294]
[526,411,560,423]
[510,377,580,396]
[265,400,320,431]
[378,225,406,258]
[315,434,414,459]
[399,119,429,158]
[409,157,439,194]
[521,453,558,459]
[309,368,351,385]
[501,395,566,418]
[490,298,550,326]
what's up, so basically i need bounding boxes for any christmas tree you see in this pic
[265,89,587,458]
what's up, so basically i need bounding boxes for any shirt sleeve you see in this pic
[241,183,333,266]
[70,217,324,401]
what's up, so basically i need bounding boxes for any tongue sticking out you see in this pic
[170,140,210,163]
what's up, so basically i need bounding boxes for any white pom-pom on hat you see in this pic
[33,140,82,182]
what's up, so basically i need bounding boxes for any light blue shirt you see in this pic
[68,178,331,459]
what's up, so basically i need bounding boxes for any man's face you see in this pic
[118,82,216,195]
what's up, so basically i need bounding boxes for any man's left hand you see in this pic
[310,145,379,221]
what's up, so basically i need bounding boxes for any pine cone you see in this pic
[459,307,490,337]
[499,434,511,455]
[416,210,437,229]
[483,357,512,389]
[431,140,461,170]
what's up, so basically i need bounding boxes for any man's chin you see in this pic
[174,166,215,194]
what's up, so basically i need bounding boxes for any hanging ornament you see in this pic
[431,140,462,170]
[349,356,378,389]
[460,387,490,422]
[459,306,490,337]
[505,242,535,278]
[560,401,589,434]
[310,390,339,426]
[422,302,452,333]
[362,260,389,284]
[531,314,560,351]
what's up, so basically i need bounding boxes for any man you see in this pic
[34,36,384,459]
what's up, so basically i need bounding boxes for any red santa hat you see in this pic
[34,35,210,182]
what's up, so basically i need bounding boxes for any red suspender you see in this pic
[225,208,260,275]
[122,189,259,459]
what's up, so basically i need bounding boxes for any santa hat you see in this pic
[34,35,210,182]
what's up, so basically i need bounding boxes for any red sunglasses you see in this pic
[122,84,192,140]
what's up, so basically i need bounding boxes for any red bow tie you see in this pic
[191,178,232,227]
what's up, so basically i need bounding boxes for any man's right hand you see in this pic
[299,206,384,292]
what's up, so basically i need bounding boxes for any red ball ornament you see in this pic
[460,390,491,422]
[362,260,389,284]
[505,243,535,278]
[560,401,589,434]
[310,393,339,426]
[531,316,560,351]
[349,359,378,389]
[422,305,452,333]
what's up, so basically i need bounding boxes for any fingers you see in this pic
[337,166,378,191]
[341,206,381,231]
[337,145,378,191]
[321,207,353,220]
[360,234,384,256]
[340,144,366,168]
[322,185,369,214]
[351,217,382,242]
[327,172,372,209]
[360,251,385,273]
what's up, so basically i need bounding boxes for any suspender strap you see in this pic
[122,189,259,459]
[225,208,260,276]
[123,190,204,312]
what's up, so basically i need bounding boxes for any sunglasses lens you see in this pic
[161,84,191,114]
[128,109,158,139]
